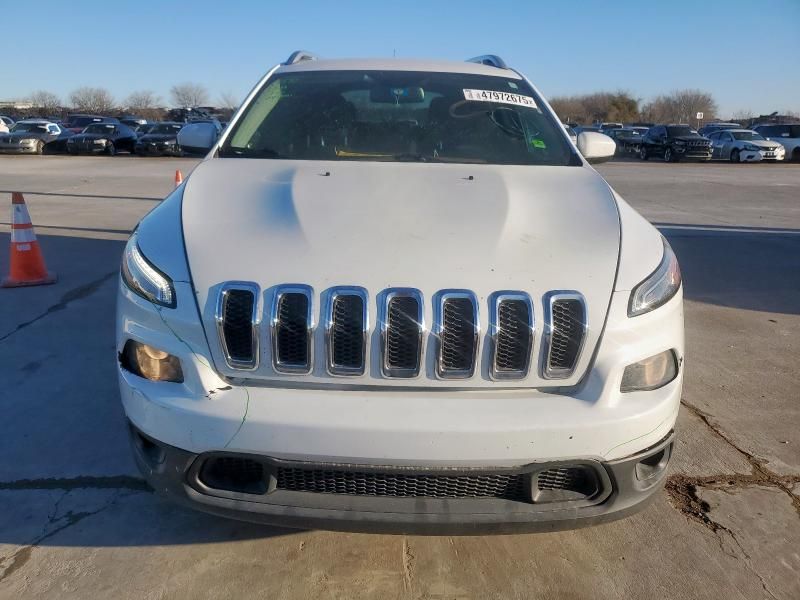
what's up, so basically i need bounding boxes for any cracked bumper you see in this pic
[130,422,674,534]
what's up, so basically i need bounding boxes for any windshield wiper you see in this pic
[391,153,430,162]
[220,146,283,158]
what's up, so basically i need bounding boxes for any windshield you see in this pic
[84,124,115,134]
[12,123,48,133]
[71,116,102,127]
[667,126,695,137]
[220,70,576,165]
[149,124,182,134]
[731,131,764,141]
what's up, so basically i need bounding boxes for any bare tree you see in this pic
[549,91,640,124]
[218,91,240,110]
[170,83,209,108]
[124,90,164,120]
[642,90,718,125]
[28,90,62,115]
[69,87,115,114]
[126,90,160,111]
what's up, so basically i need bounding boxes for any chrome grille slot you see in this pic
[325,287,368,376]
[271,285,313,373]
[434,291,479,379]
[380,289,424,378]
[489,292,533,379]
[215,283,259,370]
[543,292,587,379]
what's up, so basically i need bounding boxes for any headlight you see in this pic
[628,237,681,317]
[121,340,183,382]
[121,233,176,307]
[162,139,176,145]
[621,350,678,392]
[743,144,760,152]
[20,138,36,145]
[674,140,686,145]
[94,139,107,145]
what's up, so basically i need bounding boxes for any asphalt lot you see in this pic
[0,155,798,599]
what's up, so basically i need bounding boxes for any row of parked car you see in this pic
[0,114,223,157]
[568,121,800,163]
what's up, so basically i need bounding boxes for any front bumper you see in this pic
[674,146,712,160]
[0,144,38,154]
[135,143,181,156]
[739,149,785,162]
[68,142,107,153]
[130,422,674,534]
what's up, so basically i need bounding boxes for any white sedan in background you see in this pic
[707,129,785,162]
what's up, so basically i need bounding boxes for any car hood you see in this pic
[71,133,109,141]
[182,159,621,388]
[741,140,781,149]
[138,134,177,143]
[674,135,709,143]
[1,131,49,141]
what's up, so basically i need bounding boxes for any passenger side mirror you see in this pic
[177,122,219,155]
[577,131,615,164]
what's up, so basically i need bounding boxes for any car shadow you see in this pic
[658,223,800,315]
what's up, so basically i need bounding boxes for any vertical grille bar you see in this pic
[489,292,533,380]
[325,287,368,376]
[542,291,587,379]
[215,282,260,370]
[434,290,479,379]
[380,289,424,378]
[270,285,314,373]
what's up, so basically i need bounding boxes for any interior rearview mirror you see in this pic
[577,131,616,164]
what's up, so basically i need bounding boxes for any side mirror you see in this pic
[577,131,616,164]
[177,122,219,155]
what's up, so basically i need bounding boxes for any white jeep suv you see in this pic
[118,52,683,534]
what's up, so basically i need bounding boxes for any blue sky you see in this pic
[3,0,799,117]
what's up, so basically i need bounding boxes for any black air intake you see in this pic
[435,291,479,378]
[216,284,259,369]
[490,292,533,379]
[271,286,313,373]
[544,293,586,378]
[325,288,368,376]
[381,290,423,378]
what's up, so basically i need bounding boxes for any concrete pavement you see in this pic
[0,156,798,599]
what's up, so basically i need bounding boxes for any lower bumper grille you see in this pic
[276,467,528,501]
[193,456,607,506]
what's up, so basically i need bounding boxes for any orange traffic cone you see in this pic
[1,193,56,288]
[174,170,183,187]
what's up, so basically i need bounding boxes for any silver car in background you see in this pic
[707,129,785,162]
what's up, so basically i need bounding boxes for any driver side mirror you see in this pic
[577,131,615,164]
[177,122,220,155]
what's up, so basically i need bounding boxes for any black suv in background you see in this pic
[639,124,712,162]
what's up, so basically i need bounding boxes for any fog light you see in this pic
[620,350,678,393]
[122,340,183,383]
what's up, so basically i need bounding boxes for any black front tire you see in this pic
[639,146,649,161]
[106,142,116,156]
[35,140,45,155]
[664,147,673,162]
[730,149,740,163]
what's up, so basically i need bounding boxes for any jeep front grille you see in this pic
[325,287,368,376]
[489,292,533,379]
[543,292,587,378]
[271,285,313,373]
[380,289,424,378]
[215,283,259,369]
[434,291,479,378]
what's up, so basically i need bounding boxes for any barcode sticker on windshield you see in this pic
[463,89,537,108]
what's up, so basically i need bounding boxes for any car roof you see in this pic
[16,119,55,125]
[276,57,523,79]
